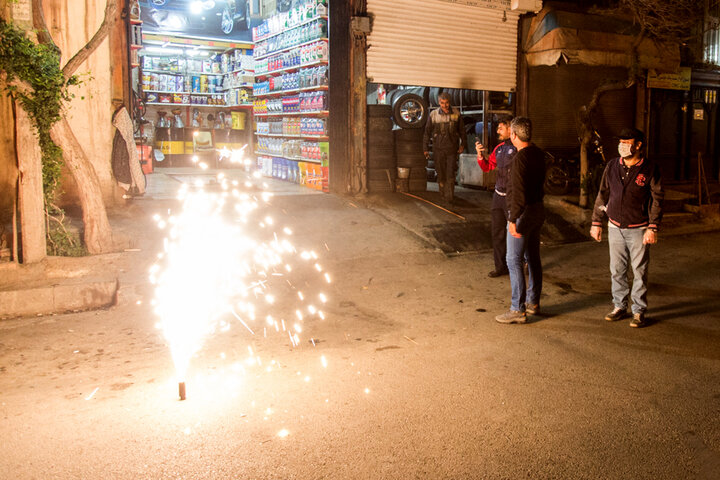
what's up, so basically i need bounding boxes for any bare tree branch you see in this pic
[31,0,58,50]
[61,0,119,77]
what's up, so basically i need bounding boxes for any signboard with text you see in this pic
[647,67,692,91]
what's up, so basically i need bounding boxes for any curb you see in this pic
[0,279,119,320]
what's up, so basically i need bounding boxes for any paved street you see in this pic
[1,176,719,479]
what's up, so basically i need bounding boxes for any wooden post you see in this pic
[350,0,368,194]
[14,101,47,263]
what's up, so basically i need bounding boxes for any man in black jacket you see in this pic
[590,128,664,328]
[496,117,546,324]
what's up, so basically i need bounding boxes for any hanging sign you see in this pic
[647,67,692,91]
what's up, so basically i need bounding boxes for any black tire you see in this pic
[544,165,571,195]
[393,127,424,142]
[392,92,428,129]
[367,167,396,192]
[396,154,426,168]
[367,104,392,118]
[395,141,423,156]
[369,138,394,151]
[368,117,393,132]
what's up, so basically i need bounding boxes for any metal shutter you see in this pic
[528,65,634,152]
[366,0,519,92]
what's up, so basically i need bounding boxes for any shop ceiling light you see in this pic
[145,46,184,55]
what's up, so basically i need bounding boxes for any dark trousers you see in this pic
[434,148,458,201]
[491,192,508,272]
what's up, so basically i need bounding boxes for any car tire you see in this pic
[392,93,428,129]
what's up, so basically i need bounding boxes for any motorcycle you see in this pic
[544,131,605,196]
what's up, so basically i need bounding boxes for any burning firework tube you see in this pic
[179,382,186,401]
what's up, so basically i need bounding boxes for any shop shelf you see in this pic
[254,38,329,62]
[227,68,255,74]
[143,90,222,95]
[145,102,252,108]
[253,85,329,98]
[185,71,224,76]
[254,151,322,164]
[254,110,329,117]
[254,15,329,43]
[254,60,329,78]
[143,69,184,75]
[219,84,254,91]
[255,133,329,140]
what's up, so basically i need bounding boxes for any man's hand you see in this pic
[509,222,522,238]
[590,225,602,242]
[643,229,657,245]
[457,145,465,154]
[475,141,486,158]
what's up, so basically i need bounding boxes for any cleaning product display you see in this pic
[141,48,254,107]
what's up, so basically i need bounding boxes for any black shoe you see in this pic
[630,313,647,328]
[488,269,508,278]
[604,307,627,322]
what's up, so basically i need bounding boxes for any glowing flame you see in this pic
[150,167,329,392]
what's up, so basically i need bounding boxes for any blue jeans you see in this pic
[608,224,650,314]
[506,203,544,311]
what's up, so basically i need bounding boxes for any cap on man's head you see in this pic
[618,127,644,144]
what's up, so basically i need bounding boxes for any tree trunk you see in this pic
[577,77,636,208]
[50,118,113,254]
[15,100,47,262]
[32,0,118,254]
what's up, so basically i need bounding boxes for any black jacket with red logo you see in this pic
[592,156,664,230]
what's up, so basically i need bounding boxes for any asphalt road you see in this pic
[1,191,719,479]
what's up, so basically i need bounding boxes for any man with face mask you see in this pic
[590,128,664,328]
[423,92,466,203]
[476,115,516,277]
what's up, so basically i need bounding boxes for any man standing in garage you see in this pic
[423,92,466,203]
[476,115,516,278]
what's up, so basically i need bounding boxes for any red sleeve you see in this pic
[477,143,500,172]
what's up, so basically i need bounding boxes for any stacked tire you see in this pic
[367,104,396,192]
[394,128,428,192]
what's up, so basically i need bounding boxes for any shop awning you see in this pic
[524,5,680,72]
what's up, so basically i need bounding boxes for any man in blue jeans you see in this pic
[590,128,664,328]
[496,117,546,324]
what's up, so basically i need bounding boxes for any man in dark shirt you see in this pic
[590,127,663,328]
[496,117,546,324]
[476,115,516,278]
[423,92,466,203]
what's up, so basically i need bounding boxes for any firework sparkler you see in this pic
[150,154,330,400]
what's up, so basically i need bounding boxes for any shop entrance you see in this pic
[128,0,330,192]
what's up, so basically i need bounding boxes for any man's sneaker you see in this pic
[630,313,647,328]
[526,303,540,315]
[488,269,508,278]
[604,307,627,322]
[495,310,527,324]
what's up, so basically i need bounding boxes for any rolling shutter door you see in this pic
[528,65,634,152]
[366,0,519,92]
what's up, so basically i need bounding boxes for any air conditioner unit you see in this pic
[511,0,542,12]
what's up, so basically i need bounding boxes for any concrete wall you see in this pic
[43,0,117,207]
